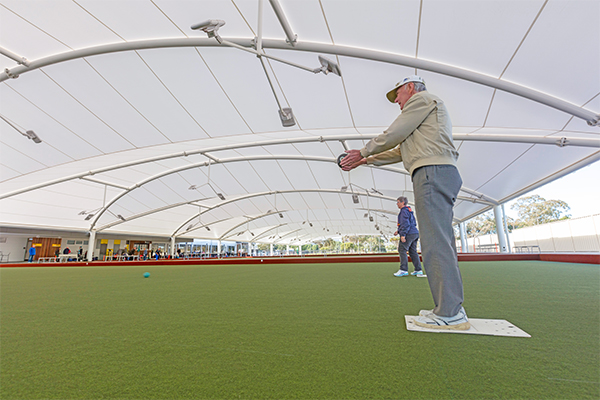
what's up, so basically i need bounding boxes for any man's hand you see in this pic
[400,236,406,243]
[393,231,398,236]
[340,149,367,171]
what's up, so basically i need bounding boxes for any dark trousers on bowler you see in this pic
[398,233,422,272]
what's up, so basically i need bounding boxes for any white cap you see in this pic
[386,75,426,103]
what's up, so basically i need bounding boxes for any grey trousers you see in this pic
[398,233,422,272]
[412,165,464,317]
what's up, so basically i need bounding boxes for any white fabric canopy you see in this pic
[1,0,598,244]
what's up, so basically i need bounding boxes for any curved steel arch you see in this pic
[1,38,597,125]
[87,155,339,231]
[93,184,484,245]
[171,188,399,238]
[90,163,493,238]
[218,211,283,241]
[237,223,290,243]
[94,198,210,232]
[92,187,394,236]
[270,228,304,244]
[5,131,598,202]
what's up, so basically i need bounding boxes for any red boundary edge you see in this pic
[2,252,598,268]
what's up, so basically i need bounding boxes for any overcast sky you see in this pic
[504,159,600,220]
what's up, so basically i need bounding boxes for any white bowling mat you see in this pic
[405,315,531,337]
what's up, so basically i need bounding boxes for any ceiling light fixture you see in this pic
[0,114,42,144]
[316,55,342,76]
[190,19,226,43]
[24,130,41,143]
[80,207,104,221]
[207,162,225,200]
[278,108,295,127]
[191,20,341,77]
[189,162,225,200]
[191,12,341,128]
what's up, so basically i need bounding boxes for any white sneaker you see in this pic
[411,270,424,276]
[414,307,470,330]
[393,270,409,277]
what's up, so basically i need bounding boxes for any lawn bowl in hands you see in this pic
[337,153,347,169]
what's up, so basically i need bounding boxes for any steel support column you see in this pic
[87,231,96,261]
[493,205,509,253]
[502,204,512,253]
[459,222,469,253]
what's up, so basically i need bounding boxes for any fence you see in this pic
[458,214,600,253]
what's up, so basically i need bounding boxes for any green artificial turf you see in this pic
[1,260,598,399]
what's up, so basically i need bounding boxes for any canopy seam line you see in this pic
[0,141,48,170]
[73,0,126,41]
[498,0,548,79]
[415,0,424,65]
[3,82,104,155]
[0,4,73,50]
[80,58,173,143]
[317,0,357,130]
[193,47,255,134]
[39,69,138,148]
[134,50,208,140]
[474,144,536,194]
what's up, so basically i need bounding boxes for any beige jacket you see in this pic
[360,91,458,175]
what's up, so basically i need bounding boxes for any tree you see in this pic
[273,244,287,253]
[511,195,570,227]
[384,235,399,252]
[256,243,269,252]
[465,211,497,237]
[463,211,519,238]
[314,238,338,253]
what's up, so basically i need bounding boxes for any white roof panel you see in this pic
[418,0,545,77]
[0,2,70,59]
[322,0,420,55]
[501,0,600,105]
[76,0,184,41]
[85,51,209,143]
[1,0,598,244]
